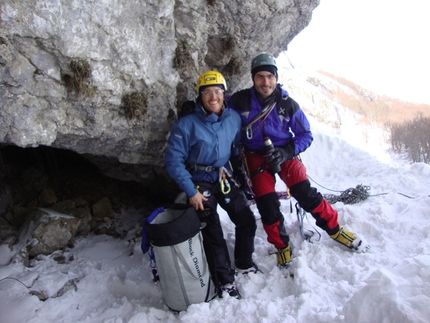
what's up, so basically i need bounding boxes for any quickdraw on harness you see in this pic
[219,166,233,203]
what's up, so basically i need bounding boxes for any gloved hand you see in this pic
[264,142,296,173]
[179,100,195,118]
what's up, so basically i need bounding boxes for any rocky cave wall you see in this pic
[0,0,319,183]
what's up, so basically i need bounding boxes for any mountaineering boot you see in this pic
[330,226,370,252]
[235,262,261,275]
[222,283,241,299]
[277,245,292,267]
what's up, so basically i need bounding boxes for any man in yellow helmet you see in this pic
[164,71,258,298]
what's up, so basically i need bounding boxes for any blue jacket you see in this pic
[229,84,313,154]
[164,103,242,198]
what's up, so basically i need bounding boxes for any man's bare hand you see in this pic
[188,191,208,211]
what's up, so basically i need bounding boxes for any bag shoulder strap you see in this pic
[179,100,196,118]
[277,96,299,119]
[231,89,252,112]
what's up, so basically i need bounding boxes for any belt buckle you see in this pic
[204,166,212,172]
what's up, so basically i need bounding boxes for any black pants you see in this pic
[195,181,257,286]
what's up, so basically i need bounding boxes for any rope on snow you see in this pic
[323,184,371,205]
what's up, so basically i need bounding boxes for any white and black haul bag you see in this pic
[141,204,217,312]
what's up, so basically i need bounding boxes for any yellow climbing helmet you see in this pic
[196,70,227,94]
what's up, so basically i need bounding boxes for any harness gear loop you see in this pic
[187,163,219,172]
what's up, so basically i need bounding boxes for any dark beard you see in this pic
[255,86,281,108]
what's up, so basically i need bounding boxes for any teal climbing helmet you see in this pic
[251,53,278,73]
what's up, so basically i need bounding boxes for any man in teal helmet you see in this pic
[229,53,370,268]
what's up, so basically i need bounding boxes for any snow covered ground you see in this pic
[1,115,429,323]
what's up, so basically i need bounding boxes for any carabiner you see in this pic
[219,168,231,195]
[246,127,253,139]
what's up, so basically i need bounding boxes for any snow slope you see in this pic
[1,116,429,323]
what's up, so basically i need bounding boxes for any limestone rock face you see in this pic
[0,0,319,180]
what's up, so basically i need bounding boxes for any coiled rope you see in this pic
[307,175,415,205]
[323,184,371,205]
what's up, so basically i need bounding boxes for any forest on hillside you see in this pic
[313,71,430,164]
